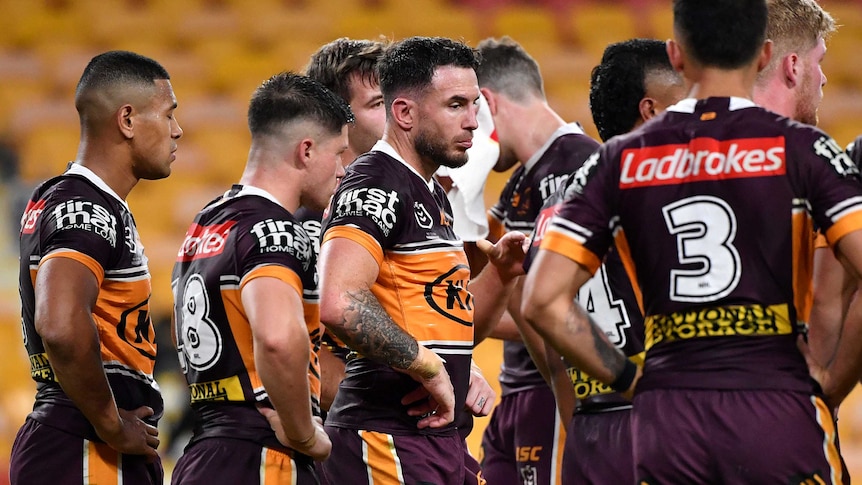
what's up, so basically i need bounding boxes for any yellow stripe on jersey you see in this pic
[241,264,304,299]
[360,430,405,485]
[189,375,246,403]
[568,352,646,400]
[812,396,842,485]
[41,249,105,285]
[825,210,862,247]
[323,226,384,267]
[83,440,119,485]
[644,304,793,350]
[260,447,298,485]
[540,230,602,274]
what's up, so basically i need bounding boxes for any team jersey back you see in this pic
[19,166,162,436]
[321,145,473,435]
[543,97,862,392]
[526,174,645,412]
[172,185,320,445]
[488,124,600,396]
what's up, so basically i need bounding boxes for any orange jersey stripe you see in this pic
[540,231,602,275]
[812,396,842,485]
[261,447,297,485]
[613,229,645,315]
[792,213,816,322]
[825,210,862,247]
[323,226,384,266]
[360,430,404,484]
[42,250,105,285]
[84,441,119,485]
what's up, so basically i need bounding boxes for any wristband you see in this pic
[609,360,637,393]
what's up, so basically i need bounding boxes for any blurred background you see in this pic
[1,0,862,482]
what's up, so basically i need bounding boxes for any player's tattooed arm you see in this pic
[331,288,418,370]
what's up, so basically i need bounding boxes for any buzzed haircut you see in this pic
[305,38,387,103]
[74,50,170,113]
[766,0,835,57]
[673,0,768,69]
[590,39,677,142]
[377,36,480,113]
[248,71,354,138]
[475,36,544,101]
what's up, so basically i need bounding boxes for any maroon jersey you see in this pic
[18,164,162,436]
[527,173,645,412]
[488,123,600,396]
[172,185,320,448]
[543,97,862,392]
[321,141,473,436]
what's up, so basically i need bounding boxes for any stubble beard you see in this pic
[415,130,468,169]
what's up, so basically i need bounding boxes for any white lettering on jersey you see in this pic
[52,200,117,247]
[334,187,400,236]
[249,219,312,268]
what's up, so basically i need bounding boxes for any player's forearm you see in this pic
[40,319,122,435]
[469,264,518,343]
[324,287,419,370]
[546,343,576,424]
[255,330,315,441]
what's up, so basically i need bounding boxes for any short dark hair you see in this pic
[590,39,676,141]
[377,36,480,113]
[305,38,387,103]
[74,50,170,111]
[673,0,768,69]
[248,72,354,138]
[475,36,544,101]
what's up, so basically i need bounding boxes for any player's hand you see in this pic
[798,334,837,407]
[401,346,455,429]
[465,362,495,416]
[96,406,159,460]
[477,231,528,282]
[258,407,332,461]
[620,365,643,401]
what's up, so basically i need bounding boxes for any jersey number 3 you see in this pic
[662,195,741,303]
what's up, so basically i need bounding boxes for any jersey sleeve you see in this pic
[540,148,616,274]
[36,188,118,283]
[321,167,404,259]
[236,216,314,293]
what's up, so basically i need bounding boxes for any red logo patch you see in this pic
[177,221,236,262]
[21,199,46,234]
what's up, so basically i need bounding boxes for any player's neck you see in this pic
[514,102,566,164]
[241,151,301,213]
[752,78,794,118]
[75,140,136,200]
[685,66,758,102]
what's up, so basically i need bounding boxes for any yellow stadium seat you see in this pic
[644,1,674,40]
[570,2,639,59]
[490,4,565,55]
[18,123,78,185]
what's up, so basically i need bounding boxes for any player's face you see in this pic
[414,66,480,169]
[304,124,348,211]
[794,37,827,126]
[131,79,182,180]
[346,72,385,160]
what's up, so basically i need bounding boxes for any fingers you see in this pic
[476,239,495,256]
[131,406,155,420]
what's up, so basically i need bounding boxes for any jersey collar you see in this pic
[372,139,436,192]
[65,163,130,210]
[524,122,586,173]
[224,184,284,209]
[667,96,758,113]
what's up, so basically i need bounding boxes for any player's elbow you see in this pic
[319,288,348,334]
[520,279,547,336]
[255,323,308,358]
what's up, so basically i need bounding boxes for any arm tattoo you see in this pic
[565,303,626,381]
[330,288,419,370]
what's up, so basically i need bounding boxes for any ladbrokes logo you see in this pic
[177,221,236,262]
[250,219,312,269]
[52,200,117,247]
[335,186,399,236]
[619,136,786,189]
[20,199,46,235]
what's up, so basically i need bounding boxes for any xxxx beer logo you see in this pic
[424,264,473,326]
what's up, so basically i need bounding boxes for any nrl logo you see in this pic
[414,201,433,229]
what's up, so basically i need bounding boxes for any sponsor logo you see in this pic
[52,199,118,246]
[619,136,786,188]
[117,298,156,360]
[516,446,543,463]
[569,151,600,195]
[530,203,561,250]
[20,199,46,235]
[334,186,399,236]
[538,173,568,201]
[301,218,322,255]
[250,219,312,268]
[519,464,539,485]
[645,303,793,349]
[188,375,245,403]
[568,367,614,400]
[414,201,433,229]
[424,264,473,326]
[177,221,236,262]
[813,135,859,177]
[29,353,55,382]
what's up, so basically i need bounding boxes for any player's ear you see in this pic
[117,105,134,139]
[781,51,799,88]
[480,88,498,115]
[758,39,774,74]
[391,97,414,131]
[666,39,684,73]
[639,97,657,122]
[296,138,314,167]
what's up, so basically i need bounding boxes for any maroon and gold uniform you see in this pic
[543,97,862,483]
[12,164,162,485]
[482,124,599,485]
[170,185,320,483]
[320,140,479,484]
